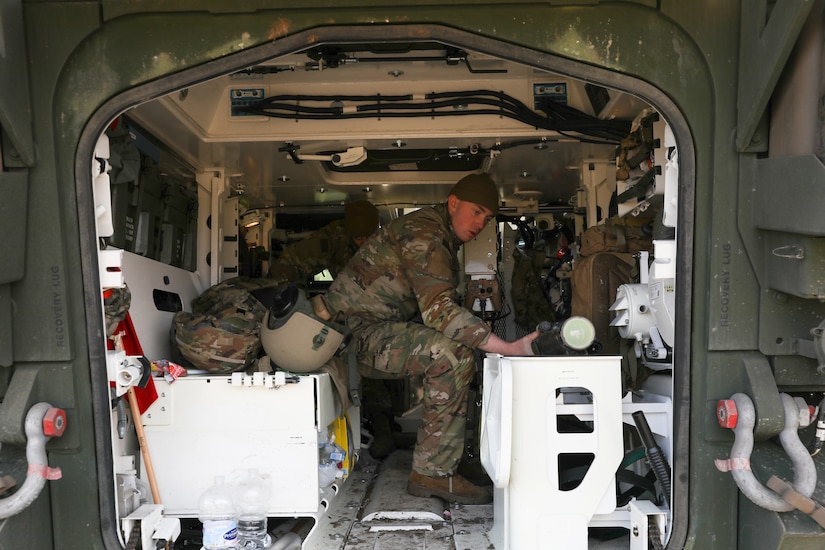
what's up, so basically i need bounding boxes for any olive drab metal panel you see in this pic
[9,2,825,550]
[0,0,34,167]
[0,0,33,367]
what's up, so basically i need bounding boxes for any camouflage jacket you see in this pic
[325,203,491,349]
[269,219,358,284]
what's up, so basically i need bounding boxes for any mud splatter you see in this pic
[268,17,291,40]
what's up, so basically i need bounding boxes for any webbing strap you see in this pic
[346,335,361,408]
[614,225,627,249]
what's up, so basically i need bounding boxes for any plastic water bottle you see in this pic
[198,476,238,549]
[234,469,272,549]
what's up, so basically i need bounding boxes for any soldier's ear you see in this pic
[447,194,459,214]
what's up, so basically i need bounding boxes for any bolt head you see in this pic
[43,408,67,437]
[717,399,738,429]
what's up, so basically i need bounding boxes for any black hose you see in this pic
[807,395,825,456]
[241,89,630,143]
[632,410,672,509]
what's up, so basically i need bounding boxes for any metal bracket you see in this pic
[0,365,41,445]
[736,0,814,151]
[0,170,29,288]
[743,353,784,440]
[0,1,34,166]
[0,285,11,368]
[754,155,825,235]
[629,499,668,550]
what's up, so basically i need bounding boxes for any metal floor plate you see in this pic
[282,448,633,549]
[296,449,495,550]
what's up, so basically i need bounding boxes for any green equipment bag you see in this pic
[578,222,653,257]
[511,245,557,332]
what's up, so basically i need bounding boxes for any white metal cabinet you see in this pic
[139,373,337,516]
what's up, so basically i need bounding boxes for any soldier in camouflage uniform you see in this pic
[325,173,539,504]
[268,200,379,285]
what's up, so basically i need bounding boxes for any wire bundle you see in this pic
[238,90,630,144]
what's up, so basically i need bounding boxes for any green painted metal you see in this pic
[0,0,33,367]
[755,155,825,237]
[741,443,825,549]
[760,290,825,358]
[0,0,34,166]
[736,0,815,152]
[24,3,701,550]
[774,355,825,388]
[3,1,823,549]
[744,354,785,440]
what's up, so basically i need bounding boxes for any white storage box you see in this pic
[139,373,337,517]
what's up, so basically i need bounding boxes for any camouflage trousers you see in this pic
[353,320,475,477]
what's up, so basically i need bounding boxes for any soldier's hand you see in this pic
[515,330,541,356]
[479,330,540,356]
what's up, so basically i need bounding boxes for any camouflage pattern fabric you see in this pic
[269,219,358,285]
[172,309,261,373]
[326,204,490,349]
[354,319,476,476]
[172,277,284,372]
[511,245,557,331]
[191,276,282,317]
[326,203,490,476]
[104,285,131,338]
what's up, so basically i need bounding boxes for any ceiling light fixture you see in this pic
[241,209,263,228]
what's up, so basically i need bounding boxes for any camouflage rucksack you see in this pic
[171,277,283,373]
[104,285,132,338]
[189,276,282,317]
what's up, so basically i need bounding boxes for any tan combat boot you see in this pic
[407,471,492,505]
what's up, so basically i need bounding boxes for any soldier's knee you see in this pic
[434,345,474,382]
[453,346,475,382]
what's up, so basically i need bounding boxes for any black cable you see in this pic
[807,395,825,456]
[633,411,672,510]
[240,89,630,143]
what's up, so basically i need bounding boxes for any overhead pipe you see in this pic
[0,402,66,519]
[715,393,816,512]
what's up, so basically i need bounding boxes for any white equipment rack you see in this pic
[480,355,672,550]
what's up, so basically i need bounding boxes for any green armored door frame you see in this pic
[66,8,702,548]
[13,1,819,549]
[30,5,704,549]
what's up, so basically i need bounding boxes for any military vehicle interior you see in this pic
[95,39,678,548]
